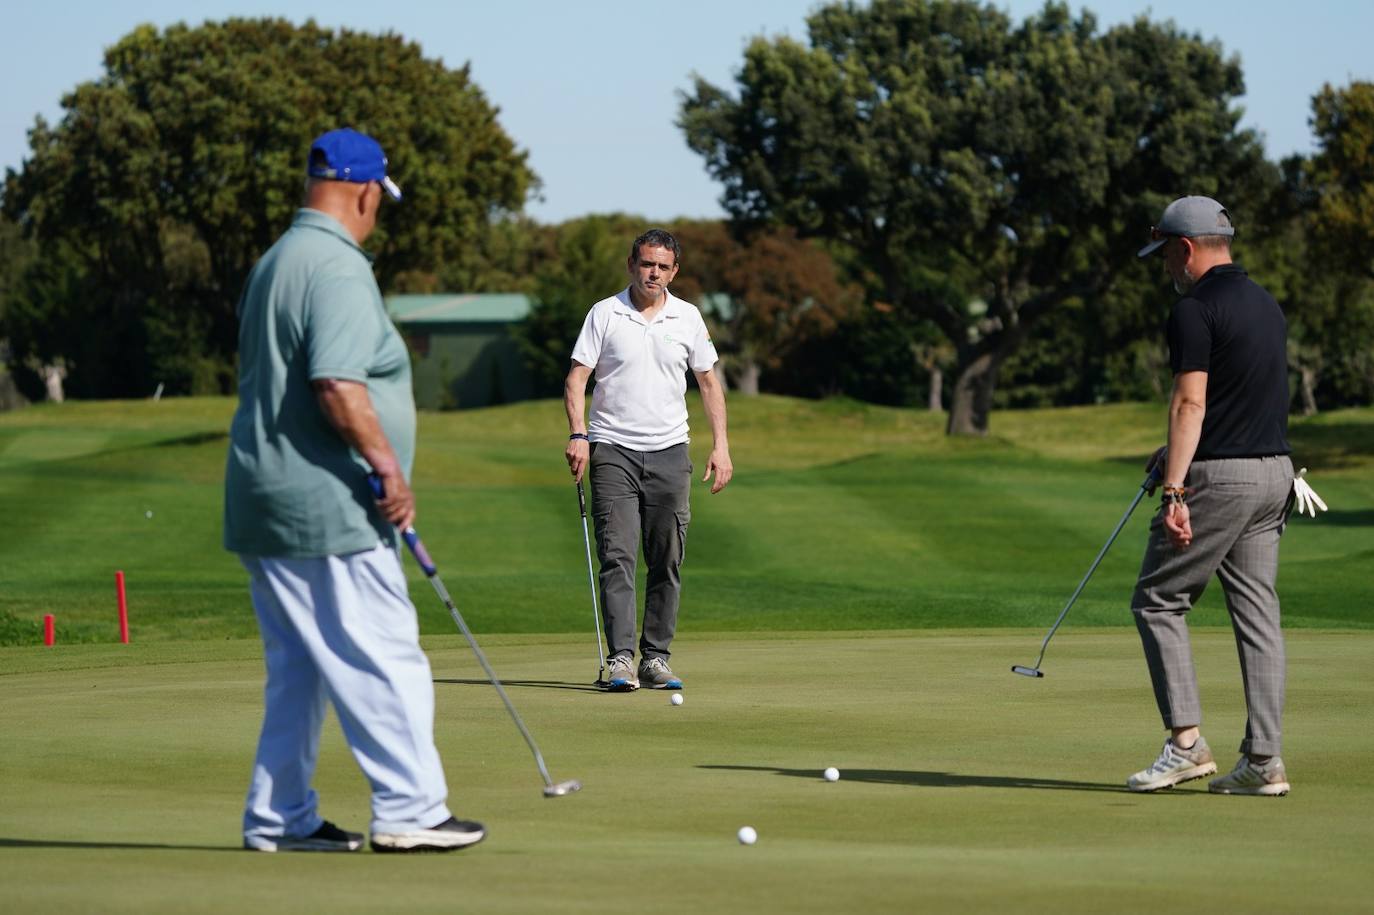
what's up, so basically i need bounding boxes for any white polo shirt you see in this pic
[571,287,718,451]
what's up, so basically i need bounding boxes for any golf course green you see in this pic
[2,396,1372,912]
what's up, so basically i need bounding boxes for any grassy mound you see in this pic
[1,396,1370,644]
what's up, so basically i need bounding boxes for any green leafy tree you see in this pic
[3,18,535,397]
[681,0,1268,434]
[1284,82,1374,407]
[512,214,643,395]
[1306,82,1374,282]
[670,220,861,395]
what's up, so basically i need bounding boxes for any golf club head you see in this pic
[1011,665,1044,678]
[543,779,582,798]
[593,677,609,689]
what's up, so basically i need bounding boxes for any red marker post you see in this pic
[43,614,54,646]
[115,570,129,644]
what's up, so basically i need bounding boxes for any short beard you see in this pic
[1172,264,1197,295]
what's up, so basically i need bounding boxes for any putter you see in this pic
[368,475,581,798]
[577,480,609,687]
[1012,466,1163,679]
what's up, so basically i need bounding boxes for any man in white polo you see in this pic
[564,228,733,691]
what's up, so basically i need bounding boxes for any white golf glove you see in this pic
[1292,468,1328,518]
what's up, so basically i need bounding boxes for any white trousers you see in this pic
[240,543,452,841]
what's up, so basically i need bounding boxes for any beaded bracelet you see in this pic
[1161,485,1187,506]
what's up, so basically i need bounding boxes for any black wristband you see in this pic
[569,433,588,442]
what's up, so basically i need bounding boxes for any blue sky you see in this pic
[3,1,1370,224]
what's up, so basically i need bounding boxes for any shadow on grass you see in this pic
[1105,421,1374,473]
[0,837,238,852]
[153,431,229,448]
[1309,509,1374,528]
[698,764,1163,794]
[436,677,604,693]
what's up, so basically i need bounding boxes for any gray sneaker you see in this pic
[1209,756,1290,796]
[1127,736,1217,792]
[605,654,639,692]
[638,657,683,690]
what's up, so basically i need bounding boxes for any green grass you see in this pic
[2,396,1372,911]
[2,631,1372,913]
[1,396,1371,643]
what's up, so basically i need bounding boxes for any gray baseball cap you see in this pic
[1137,196,1235,258]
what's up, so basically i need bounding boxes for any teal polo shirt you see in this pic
[224,209,415,558]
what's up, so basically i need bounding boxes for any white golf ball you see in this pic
[737,826,757,845]
[145,511,154,519]
[670,693,683,706]
[824,767,840,782]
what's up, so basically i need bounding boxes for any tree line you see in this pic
[2,4,1372,434]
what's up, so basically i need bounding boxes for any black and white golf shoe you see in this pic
[370,817,487,853]
[244,820,364,852]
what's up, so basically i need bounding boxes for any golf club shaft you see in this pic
[415,557,556,788]
[1028,473,1157,670]
[366,475,556,789]
[576,481,608,680]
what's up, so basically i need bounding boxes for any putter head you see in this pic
[543,779,582,798]
[1011,665,1044,678]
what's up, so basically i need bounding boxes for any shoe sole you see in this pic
[606,677,639,691]
[1127,761,1218,792]
[644,679,682,690]
[370,831,486,853]
[1209,782,1290,796]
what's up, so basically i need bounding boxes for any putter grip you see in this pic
[366,473,438,576]
[577,481,588,516]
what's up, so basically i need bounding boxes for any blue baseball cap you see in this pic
[307,128,402,201]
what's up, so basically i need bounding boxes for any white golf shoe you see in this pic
[1127,736,1217,792]
[1209,756,1290,796]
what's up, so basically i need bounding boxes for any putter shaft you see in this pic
[367,474,580,797]
[1014,470,1158,677]
[577,480,608,686]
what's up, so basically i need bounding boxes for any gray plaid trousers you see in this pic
[1131,455,1293,757]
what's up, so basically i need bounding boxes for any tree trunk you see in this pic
[1299,366,1318,417]
[927,366,943,412]
[946,351,999,436]
[42,364,66,403]
[735,359,761,396]
[713,362,730,392]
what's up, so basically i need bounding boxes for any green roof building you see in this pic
[385,293,535,410]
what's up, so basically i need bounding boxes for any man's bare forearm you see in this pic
[565,364,591,434]
[314,378,402,476]
[696,370,729,449]
[1164,371,1207,486]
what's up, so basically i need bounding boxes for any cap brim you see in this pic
[1137,238,1166,259]
[381,175,403,202]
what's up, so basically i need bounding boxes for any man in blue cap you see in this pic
[226,128,484,852]
[1124,195,1295,797]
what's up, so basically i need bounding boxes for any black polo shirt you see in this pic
[1167,263,1291,459]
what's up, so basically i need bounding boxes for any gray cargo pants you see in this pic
[589,441,692,661]
[1131,454,1293,756]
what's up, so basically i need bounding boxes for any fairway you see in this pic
[3,398,1372,643]
[3,631,1373,913]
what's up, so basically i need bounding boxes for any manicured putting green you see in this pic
[3,630,1372,912]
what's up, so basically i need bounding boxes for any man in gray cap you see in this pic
[1124,195,1296,796]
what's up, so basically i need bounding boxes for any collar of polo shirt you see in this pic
[615,287,682,323]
